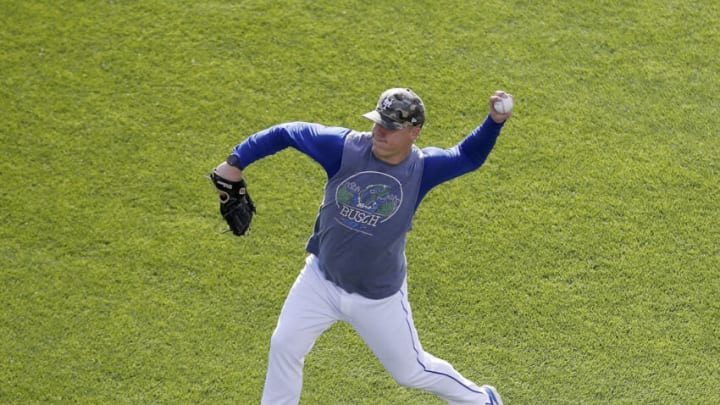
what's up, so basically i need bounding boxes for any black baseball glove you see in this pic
[210,172,256,236]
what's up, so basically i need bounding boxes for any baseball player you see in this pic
[212,88,512,404]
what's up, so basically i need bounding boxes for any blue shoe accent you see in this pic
[481,385,504,405]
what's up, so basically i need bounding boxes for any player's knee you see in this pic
[269,327,308,358]
[269,328,295,353]
[389,369,424,388]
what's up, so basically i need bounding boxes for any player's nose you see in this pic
[373,124,391,138]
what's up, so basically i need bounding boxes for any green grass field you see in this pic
[2,0,718,403]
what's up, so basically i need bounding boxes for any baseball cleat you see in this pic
[481,385,504,405]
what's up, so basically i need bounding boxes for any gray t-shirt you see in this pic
[305,131,424,299]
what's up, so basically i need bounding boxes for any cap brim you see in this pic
[362,110,404,130]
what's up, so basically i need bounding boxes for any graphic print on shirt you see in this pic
[334,171,403,236]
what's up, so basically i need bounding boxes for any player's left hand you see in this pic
[489,90,514,123]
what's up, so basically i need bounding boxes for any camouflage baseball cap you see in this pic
[362,88,425,130]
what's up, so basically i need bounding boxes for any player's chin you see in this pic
[371,143,390,158]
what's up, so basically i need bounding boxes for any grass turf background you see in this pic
[1,0,718,403]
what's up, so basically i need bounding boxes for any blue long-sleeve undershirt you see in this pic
[230,115,503,208]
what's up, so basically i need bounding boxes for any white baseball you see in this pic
[493,97,513,114]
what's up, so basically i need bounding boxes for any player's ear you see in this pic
[410,126,421,140]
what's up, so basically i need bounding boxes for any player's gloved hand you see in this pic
[210,171,256,236]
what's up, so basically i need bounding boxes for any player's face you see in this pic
[371,124,420,164]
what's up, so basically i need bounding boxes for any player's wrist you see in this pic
[226,153,244,169]
[214,161,244,182]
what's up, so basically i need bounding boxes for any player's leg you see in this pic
[261,255,340,405]
[346,279,499,405]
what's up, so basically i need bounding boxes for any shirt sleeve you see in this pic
[228,121,349,178]
[418,114,504,202]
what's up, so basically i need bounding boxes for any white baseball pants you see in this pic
[260,254,489,404]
